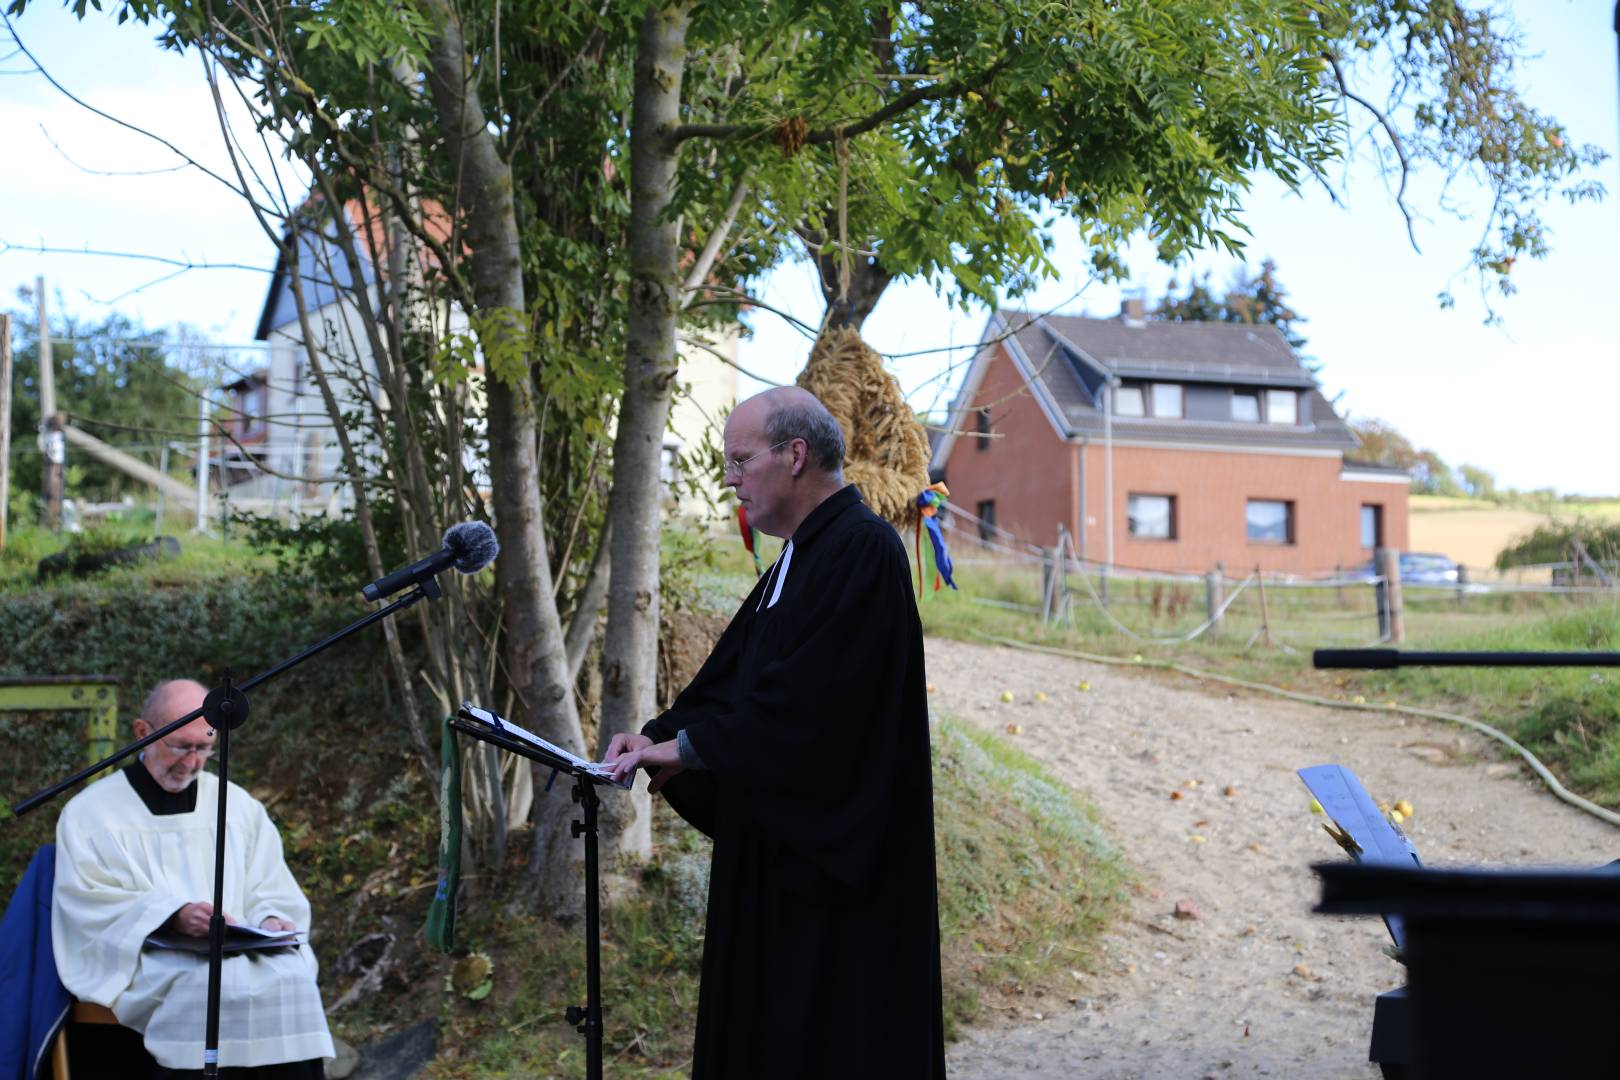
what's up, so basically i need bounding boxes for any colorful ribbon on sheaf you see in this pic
[914,482,958,597]
[737,503,764,578]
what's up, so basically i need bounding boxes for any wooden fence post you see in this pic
[1041,546,1058,625]
[1378,546,1405,643]
[1204,569,1224,638]
[1254,564,1272,648]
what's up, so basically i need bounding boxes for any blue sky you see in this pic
[3,1,1617,494]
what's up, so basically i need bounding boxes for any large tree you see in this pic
[778,1,1606,329]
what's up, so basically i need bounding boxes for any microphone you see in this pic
[362,521,500,602]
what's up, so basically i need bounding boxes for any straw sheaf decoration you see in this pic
[796,324,931,529]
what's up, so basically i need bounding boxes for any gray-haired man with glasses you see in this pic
[52,679,333,1076]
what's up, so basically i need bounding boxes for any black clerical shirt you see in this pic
[123,761,198,816]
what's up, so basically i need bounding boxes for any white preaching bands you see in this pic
[756,540,794,612]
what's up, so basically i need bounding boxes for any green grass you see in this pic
[421,714,1125,1077]
[0,523,273,591]
[932,716,1125,1031]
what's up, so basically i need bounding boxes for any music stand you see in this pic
[449,703,627,1080]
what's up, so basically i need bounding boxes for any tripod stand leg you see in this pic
[570,778,604,1080]
[203,721,229,1080]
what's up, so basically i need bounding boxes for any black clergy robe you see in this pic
[643,484,946,1080]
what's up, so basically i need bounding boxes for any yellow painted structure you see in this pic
[0,677,120,764]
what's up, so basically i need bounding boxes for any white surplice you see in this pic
[52,768,334,1070]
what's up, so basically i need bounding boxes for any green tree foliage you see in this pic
[758,1,1607,328]
[1321,1,1607,317]
[1458,463,1498,501]
[680,0,1348,317]
[1154,259,1309,352]
[1496,518,1620,571]
[4,292,201,521]
[1346,416,1462,494]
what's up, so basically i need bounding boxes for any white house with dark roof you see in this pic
[223,201,739,520]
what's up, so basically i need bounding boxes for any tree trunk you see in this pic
[423,0,586,913]
[597,3,691,862]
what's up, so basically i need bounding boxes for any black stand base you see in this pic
[569,778,604,1080]
[446,709,615,1080]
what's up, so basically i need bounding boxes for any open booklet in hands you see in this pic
[144,922,304,955]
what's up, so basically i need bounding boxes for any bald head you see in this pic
[746,386,845,476]
[723,387,848,539]
[141,679,209,728]
[134,679,215,793]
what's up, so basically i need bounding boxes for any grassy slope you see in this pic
[424,714,1125,1077]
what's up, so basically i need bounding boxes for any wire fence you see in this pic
[932,504,1620,653]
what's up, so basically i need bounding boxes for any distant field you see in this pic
[1408,495,1620,569]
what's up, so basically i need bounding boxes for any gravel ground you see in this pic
[930,637,1619,1080]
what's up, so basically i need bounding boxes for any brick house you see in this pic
[932,304,1409,575]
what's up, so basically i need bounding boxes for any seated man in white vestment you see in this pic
[52,679,334,1079]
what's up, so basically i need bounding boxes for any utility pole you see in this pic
[36,276,64,530]
[0,313,12,550]
[196,392,211,533]
[1102,377,1115,607]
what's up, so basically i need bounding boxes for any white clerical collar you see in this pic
[756,539,794,611]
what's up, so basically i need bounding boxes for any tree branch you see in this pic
[1327,53,1420,253]
[2,13,266,203]
[679,175,749,307]
[669,60,1008,147]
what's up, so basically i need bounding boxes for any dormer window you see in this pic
[1151,383,1183,418]
[1265,389,1298,425]
[1232,392,1261,422]
[1113,383,1183,418]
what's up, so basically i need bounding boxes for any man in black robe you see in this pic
[607,386,946,1079]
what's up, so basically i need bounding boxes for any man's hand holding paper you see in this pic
[604,733,685,792]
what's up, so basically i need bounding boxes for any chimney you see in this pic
[1120,297,1146,327]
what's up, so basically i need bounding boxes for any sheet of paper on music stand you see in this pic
[459,703,630,787]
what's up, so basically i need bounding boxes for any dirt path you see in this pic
[930,637,1619,1080]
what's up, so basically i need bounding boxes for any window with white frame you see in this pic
[1113,385,1145,416]
[1128,494,1176,540]
[1265,389,1298,425]
[1231,391,1261,422]
[1150,383,1183,418]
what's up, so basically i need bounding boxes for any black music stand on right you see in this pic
[449,704,625,1080]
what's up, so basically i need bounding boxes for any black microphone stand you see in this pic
[14,576,444,1079]
[448,706,615,1080]
[1315,647,1620,669]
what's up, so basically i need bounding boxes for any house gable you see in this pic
[930,313,1072,473]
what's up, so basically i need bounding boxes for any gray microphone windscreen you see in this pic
[443,521,500,574]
